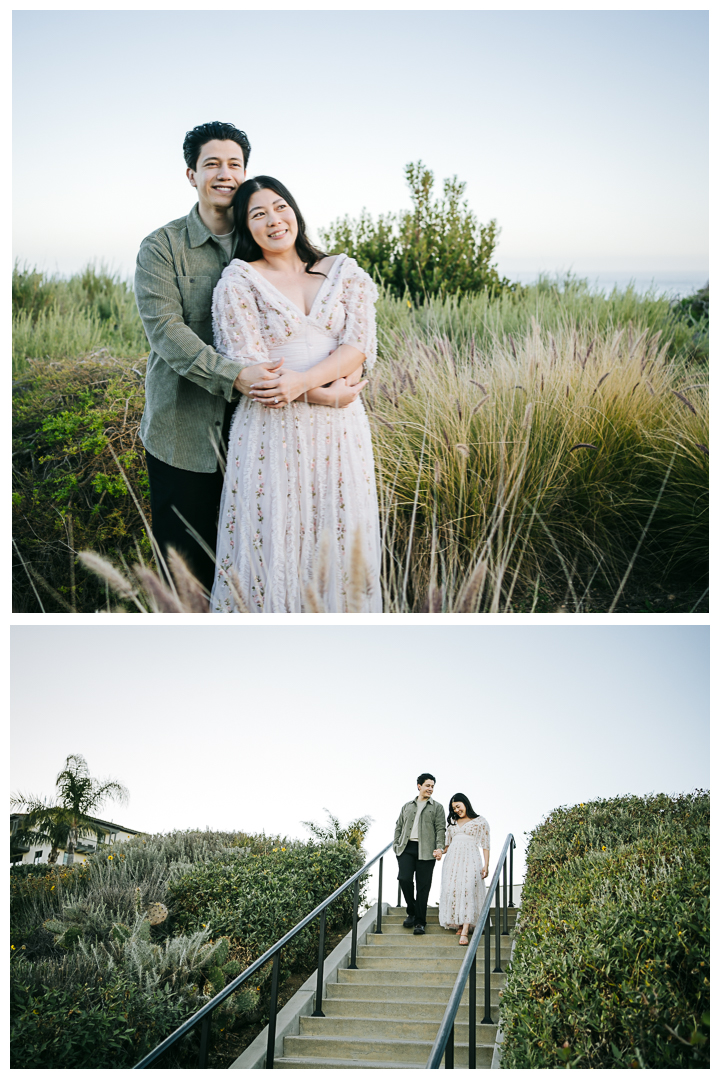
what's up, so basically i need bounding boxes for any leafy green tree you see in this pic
[301,809,373,852]
[319,160,518,302]
[11,753,129,864]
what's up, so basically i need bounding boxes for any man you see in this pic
[393,773,447,934]
[134,121,260,592]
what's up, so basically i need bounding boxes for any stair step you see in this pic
[355,957,510,973]
[282,1033,494,1066]
[299,1015,498,1044]
[325,984,500,1006]
[360,941,512,957]
[321,997,501,1023]
[274,1056,417,1069]
[335,968,508,990]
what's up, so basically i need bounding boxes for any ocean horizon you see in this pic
[504,269,707,299]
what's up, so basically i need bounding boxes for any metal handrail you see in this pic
[133,839,395,1069]
[426,834,516,1069]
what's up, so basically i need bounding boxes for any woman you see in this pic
[210,177,382,612]
[438,794,490,946]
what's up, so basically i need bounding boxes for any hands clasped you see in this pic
[432,849,444,861]
[236,359,367,409]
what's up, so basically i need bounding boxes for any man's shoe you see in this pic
[413,924,426,935]
[403,915,416,928]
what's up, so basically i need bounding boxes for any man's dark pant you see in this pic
[145,405,235,595]
[145,451,224,593]
[397,841,435,926]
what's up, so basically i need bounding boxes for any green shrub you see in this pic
[320,161,518,302]
[10,964,197,1069]
[500,791,709,1069]
[168,840,366,986]
[10,829,364,1068]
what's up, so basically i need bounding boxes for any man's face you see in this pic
[418,778,435,800]
[187,139,246,218]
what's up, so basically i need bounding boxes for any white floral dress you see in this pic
[209,254,382,613]
[439,817,491,930]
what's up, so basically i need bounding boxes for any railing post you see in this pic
[312,909,326,1017]
[493,882,503,973]
[502,858,509,935]
[481,915,492,1023]
[509,839,515,907]
[265,951,281,1069]
[469,953,477,1069]
[349,878,360,969]
[376,857,384,934]
[198,1014,211,1068]
[444,1023,454,1069]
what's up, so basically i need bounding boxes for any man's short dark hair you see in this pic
[183,122,251,171]
[417,773,436,786]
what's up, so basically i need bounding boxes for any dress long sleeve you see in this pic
[211,272,271,369]
[338,260,379,371]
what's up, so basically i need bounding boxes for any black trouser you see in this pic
[145,407,235,594]
[397,841,435,926]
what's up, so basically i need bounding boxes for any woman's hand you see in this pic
[481,865,489,879]
[234,359,284,398]
[249,362,308,407]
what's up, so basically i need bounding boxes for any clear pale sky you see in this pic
[10,625,709,904]
[13,8,708,288]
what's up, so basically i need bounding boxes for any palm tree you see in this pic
[301,809,373,852]
[10,754,129,864]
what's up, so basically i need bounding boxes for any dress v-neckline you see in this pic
[242,254,345,318]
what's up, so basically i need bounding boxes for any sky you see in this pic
[10,624,709,906]
[12,8,708,292]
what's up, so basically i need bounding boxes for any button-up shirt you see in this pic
[393,796,447,861]
[135,203,245,473]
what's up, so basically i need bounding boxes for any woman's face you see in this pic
[246,188,298,256]
[452,801,467,819]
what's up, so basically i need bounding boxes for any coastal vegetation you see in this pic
[12,242,709,612]
[500,790,710,1069]
[10,827,366,1069]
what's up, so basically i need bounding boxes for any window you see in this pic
[34,850,43,862]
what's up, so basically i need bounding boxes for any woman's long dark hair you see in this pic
[447,793,480,826]
[232,176,329,274]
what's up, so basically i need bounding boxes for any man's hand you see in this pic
[321,377,369,408]
[234,359,283,398]
[432,849,443,861]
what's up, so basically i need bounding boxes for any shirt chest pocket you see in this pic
[177,276,216,329]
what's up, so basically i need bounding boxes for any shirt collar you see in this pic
[187,202,219,249]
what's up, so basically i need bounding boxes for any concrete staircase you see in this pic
[272,903,518,1069]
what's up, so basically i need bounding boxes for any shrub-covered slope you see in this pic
[500,791,709,1068]
[10,829,365,1069]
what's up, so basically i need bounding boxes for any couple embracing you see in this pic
[135,121,381,613]
[394,773,490,946]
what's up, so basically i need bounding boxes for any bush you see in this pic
[168,840,366,984]
[500,791,709,1069]
[10,829,365,1069]
[320,161,518,302]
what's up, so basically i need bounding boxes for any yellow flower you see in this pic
[11,945,15,950]
[406,300,412,309]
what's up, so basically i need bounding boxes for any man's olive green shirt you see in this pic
[393,796,446,861]
[135,203,245,473]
